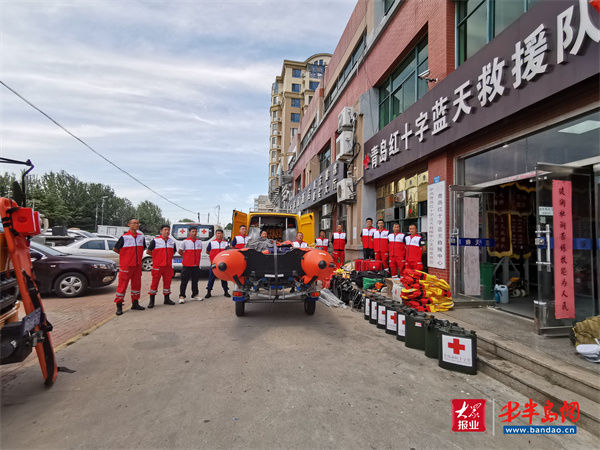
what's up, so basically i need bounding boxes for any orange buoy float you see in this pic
[300,249,335,284]
[212,249,247,284]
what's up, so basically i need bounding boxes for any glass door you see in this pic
[450,186,495,302]
[534,164,596,335]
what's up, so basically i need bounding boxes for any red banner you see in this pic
[552,180,575,319]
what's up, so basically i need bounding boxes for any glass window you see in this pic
[272,96,278,105]
[319,146,331,173]
[292,68,302,78]
[291,128,298,138]
[384,0,395,14]
[291,83,301,93]
[291,98,301,108]
[457,0,531,66]
[80,240,106,250]
[379,37,427,129]
[309,81,319,91]
[107,240,116,250]
[272,137,277,145]
[291,113,300,123]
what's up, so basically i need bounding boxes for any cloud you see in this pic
[0,0,356,223]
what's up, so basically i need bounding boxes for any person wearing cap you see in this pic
[146,224,177,308]
[331,224,347,268]
[232,225,249,249]
[178,227,203,303]
[360,218,375,259]
[112,218,146,316]
[315,230,329,251]
[206,228,230,298]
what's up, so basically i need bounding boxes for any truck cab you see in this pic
[232,211,315,244]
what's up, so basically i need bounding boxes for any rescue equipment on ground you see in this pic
[438,325,478,375]
[385,303,398,335]
[377,301,388,329]
[424,318,452,359]
[405,311,429,350]
[400,270,453,312]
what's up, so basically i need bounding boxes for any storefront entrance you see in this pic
[452,110,600,334]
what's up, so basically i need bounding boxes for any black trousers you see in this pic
[363,248,375,259]
[180,266,201,297]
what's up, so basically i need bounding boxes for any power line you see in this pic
[0,80,197,214]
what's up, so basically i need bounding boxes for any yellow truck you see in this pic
[231,210,315,244]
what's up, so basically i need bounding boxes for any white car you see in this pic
[54,237,120,264]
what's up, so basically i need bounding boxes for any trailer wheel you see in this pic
[235,301,245,317]
[304,299,316,315]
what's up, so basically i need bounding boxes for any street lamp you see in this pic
[100,196,108,226]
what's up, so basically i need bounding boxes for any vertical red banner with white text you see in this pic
[552,180,575,319]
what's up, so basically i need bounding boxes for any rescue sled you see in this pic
[0,166,57,385]
[211,245,335,317]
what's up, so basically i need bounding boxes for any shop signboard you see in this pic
[427,181,446,269]
[364,0,600,183]
[286,161,343,211]
[552,180,575,319]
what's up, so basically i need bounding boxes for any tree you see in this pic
[179,218,194,223]
[225,223,233,230]
[136,200,169,235]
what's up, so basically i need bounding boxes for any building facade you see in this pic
[268,54,332,208]
[287,0,599,335]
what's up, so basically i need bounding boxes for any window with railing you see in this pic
[378,37,428,129]
[457,0,541,66]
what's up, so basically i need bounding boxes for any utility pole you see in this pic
[216,205,220,226]
[95,203,98,230]
[101,196,108,226]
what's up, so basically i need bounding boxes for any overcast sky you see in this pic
[0,0,355,225]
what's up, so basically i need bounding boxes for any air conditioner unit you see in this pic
[320,218,332,230]
[337,106,355,132]
[322,204,332,217]
[337,178,355,203]
[335,130,354,162]
[274,130,281,136]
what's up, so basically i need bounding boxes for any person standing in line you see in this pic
[331,224,347,268]
[178,227,203,303]
[113,218,146,316]
[360,218,375,259]
[232,225,249,249]
[292,232,308,248]
[405,223,426,271]
[146,225,177,308]
[206,229,230,298]
[315,230,329,251]
[388,223,406,278]
[373,219,390,269]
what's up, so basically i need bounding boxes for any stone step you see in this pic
[478,348,600,437]
[436,312,600,403]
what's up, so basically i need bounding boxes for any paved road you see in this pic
[1,279,596,449]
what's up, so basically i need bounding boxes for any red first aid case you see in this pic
[354,259,383,271]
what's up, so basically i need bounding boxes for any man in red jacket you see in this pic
[232,225,249,249]
[206,229,230,298]
[315,230,329,251]
[388,223,406,277]
[146,224,176,308]
[331,224,347,268]
[405,223,426,271]
[113,218,146,316]
[178,227,203,302]
[373,219,389,269]
[360,218,375,259]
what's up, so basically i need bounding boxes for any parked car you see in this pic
[29,242,118,297]
[53,237,120,264]
[94,233,115,239]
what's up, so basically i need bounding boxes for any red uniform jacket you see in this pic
[115,231,145,267]
[315,238,329,251]
[148,236,176,268]
[181,237,203,267]
[405,234,425,262]
[373,229,389,253]
[388,232,406,259]
[361,226,375,249]
[232,235,249,249]
[332,232,346,251]
[207,239,228,263]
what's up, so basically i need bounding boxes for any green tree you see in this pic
[136,200,168,235]
[225,223,233,230]
[179,218,194,223]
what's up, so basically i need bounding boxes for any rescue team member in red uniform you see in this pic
[146,225,177,308]
[360,218,375,259]
[113,219,146,316]
[405,223,426,271]
[331,224,346,268]
[315,230,329,251]
[232,225,249,249]
[292,232,308,248]
[206,229,230,298]
[388,223,406,277]
[373,219,390,269]
[178,227,203,303]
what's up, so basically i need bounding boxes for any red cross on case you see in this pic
[448,338,466,355]
[390,313,397,324]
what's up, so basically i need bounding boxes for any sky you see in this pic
[0,0,356,225]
